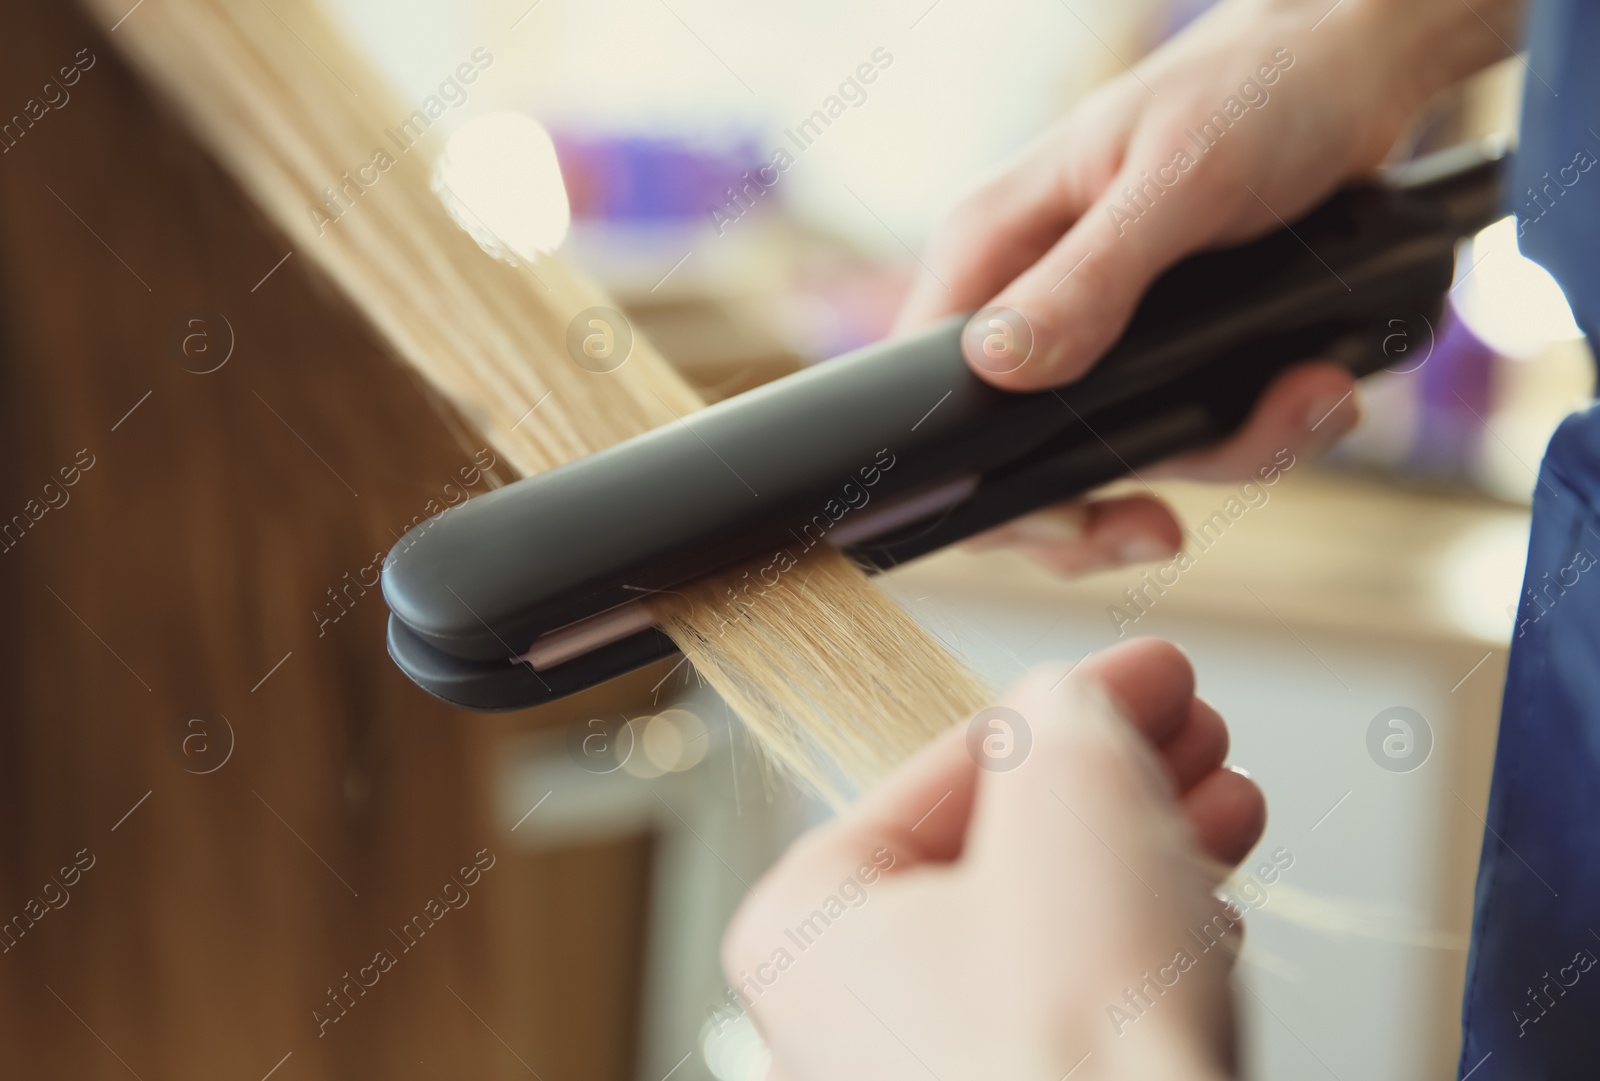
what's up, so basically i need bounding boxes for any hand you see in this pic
[899,0,1521,575]
[722,640,1265,1081]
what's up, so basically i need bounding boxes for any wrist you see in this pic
[1311,0,1524,110]
[1211,0,1522,165]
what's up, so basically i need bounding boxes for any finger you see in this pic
[972,160,1223,390]
[1159,697,1230,795]
[1180,766,1266,867]
[1082,643,1265,866]
[777,723,978,887]
[897,113,1121,334]
[727,724,981,980]
[1129,691,1263,869]
[965,662,1189,877]
[1074,639,1196,750]
[965,495,1182,574]
[847,643,1238,870]
[771,639,1199,884]
[848,724,980,864]
[1153,361,1361,482]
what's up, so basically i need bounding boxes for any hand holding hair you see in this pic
[723,639,1264,1081]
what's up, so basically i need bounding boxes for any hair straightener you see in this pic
[382,143,1504,711]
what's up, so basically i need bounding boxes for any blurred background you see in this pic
[0,0,1591,1078]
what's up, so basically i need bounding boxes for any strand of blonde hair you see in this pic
[85,0,990,800]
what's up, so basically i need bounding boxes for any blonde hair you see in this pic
[86,0,989,799]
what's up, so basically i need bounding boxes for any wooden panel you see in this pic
[0,3,653,1077]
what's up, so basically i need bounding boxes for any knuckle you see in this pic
[1055,243,1117,302]
[932,191,1000,260]
[1022,255,1125,373]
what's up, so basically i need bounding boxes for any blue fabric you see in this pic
[1458,2,1600,1076]
[1458,407,1600,1078]
[1507,0,1600,335]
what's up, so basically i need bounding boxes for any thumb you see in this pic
[967,158,1223,391]
[782,723,982,885]
[722,722,982,977]
[965,666,1190,892]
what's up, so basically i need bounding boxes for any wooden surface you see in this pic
[0,4,653,1078]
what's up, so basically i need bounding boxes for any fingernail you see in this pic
[1226,764,1252,780]
[1117,537,1178,564]
[1305,391,1355,435]
[1014,510,1088,545]
[963,306,1038,379]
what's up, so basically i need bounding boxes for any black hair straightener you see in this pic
[382,143,1504,711]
